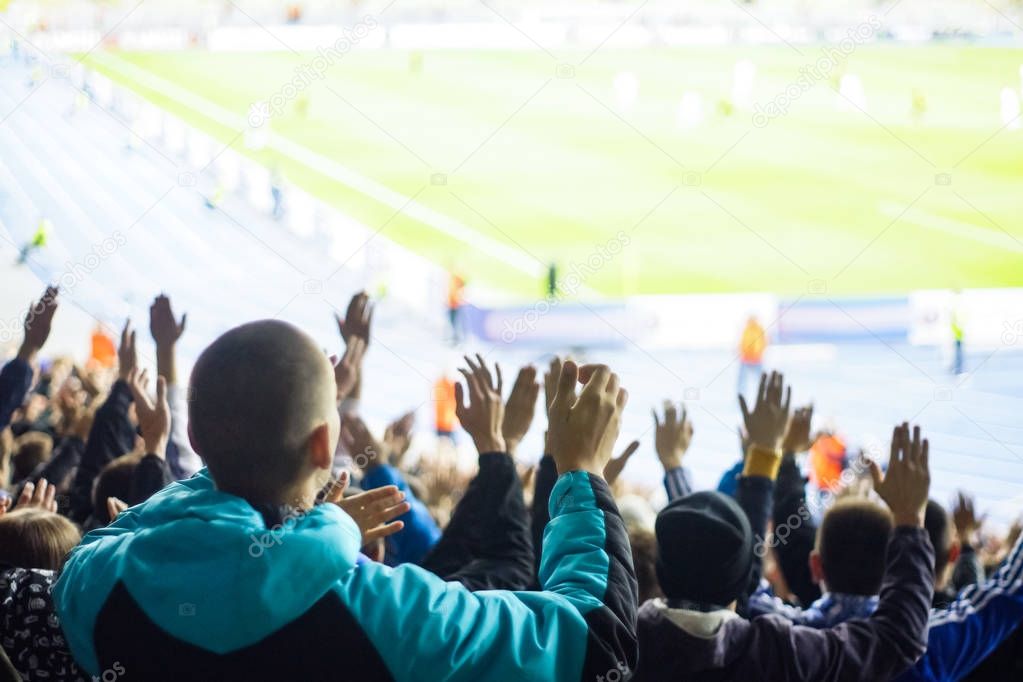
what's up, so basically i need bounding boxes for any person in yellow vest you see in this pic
[951,307,964,375]
[446,272,466,345]
[737,315,767,396]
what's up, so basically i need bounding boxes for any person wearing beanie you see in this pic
[633,373,935,682]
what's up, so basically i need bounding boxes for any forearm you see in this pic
[69,381,135,522]
[663,466,694,501]
[540,471,638,678]
[531,453,558,580]
[0,357,34,431]
[421,452,533,590]
[361,463,440,565]
[156,344,176,386]
[166,383,202,479]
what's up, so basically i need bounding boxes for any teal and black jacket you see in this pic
[53,467,638,681]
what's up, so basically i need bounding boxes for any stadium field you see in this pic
[81,46,1023,298]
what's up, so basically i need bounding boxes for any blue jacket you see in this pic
[898,531,1023,682]
[53,468,638,681]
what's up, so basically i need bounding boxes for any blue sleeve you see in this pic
[336,471,638,682]
[663,466,694,501]
[716,460,744,497]
[0,358,33,431]
[902,532,1023,682]
[360,464,440,566]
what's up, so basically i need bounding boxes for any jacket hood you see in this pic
[637,599,748,677]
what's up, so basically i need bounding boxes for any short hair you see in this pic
[817,498,893,595]
[12,431,53,482]
[0,508,81,570]
[925,499,954,577]
[629,528,662,604]
[188,320,336,501]
[92,455,138,524]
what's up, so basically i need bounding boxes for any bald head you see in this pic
[188,320,338,501]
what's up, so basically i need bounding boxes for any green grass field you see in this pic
[82,46,1023,297]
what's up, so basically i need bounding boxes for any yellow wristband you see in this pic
[743,445,782,480]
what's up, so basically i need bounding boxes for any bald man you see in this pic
[54,320,638,681]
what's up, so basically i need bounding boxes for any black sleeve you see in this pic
[0,358,33,432]
[768,527,935,681]
[419,452,534,591]
[69,381,135,523]
[735,475,774,613]
[128,453,173,505]
[952,541,985,592]
[772,455,821,606]
[29,435,85,488]
[531,453,558,583]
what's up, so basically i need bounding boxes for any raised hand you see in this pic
[603,440,640,486]
[106,496,128,521]
[953,490,984,544]
[383,409,416,466]
[502,365,540,455]
[333,337,366,405]
[782,404,814,454]
[334,292,372,403]
[126,368,170,457]
[739,371,791,451]
[455,354,505,454]
[336,291,373,345]
[15,477,57,512]
[869,422,930,528]
[324,470,409,545]
[543,356,563,418]
[18,286,58,363]
[117,319,138,382]
[653,401,693,471]
[547,361,628,477]
[149,294,186,347]
[339,413,384,470]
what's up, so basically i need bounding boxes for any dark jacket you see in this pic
[420,452,533,591]
[634,527,934,682]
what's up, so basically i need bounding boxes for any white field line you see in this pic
[879,202,1023,253]
[89,52,547,278]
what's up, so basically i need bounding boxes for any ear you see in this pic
[809,549,824,585]
[307,423,333,472]
[948,540,961,565]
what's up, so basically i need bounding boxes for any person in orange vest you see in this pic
[88,324,116,370]
[446,271,466,345]
[808,431,847,493]
[433,374,458,440]
[737,315,767,396]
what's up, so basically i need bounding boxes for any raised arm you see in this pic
[420,359,535,590]
[653,400,694,501]
[149,294,201,479]
[757,422,935,681]
[69,321,138,523]
[1,287,57,431]
[903,514,1023,681]
[341,360,638,682]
